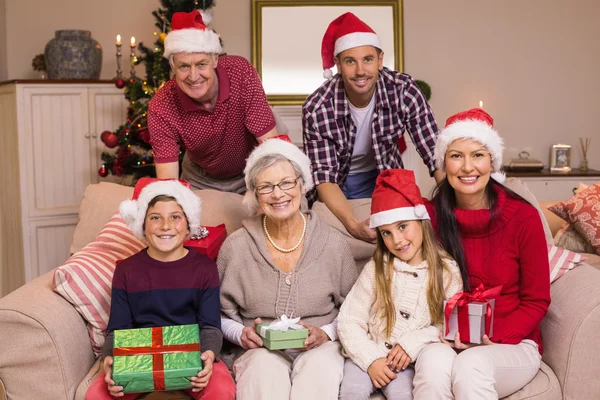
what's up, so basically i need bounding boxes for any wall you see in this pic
[4,0,600,194]
[0,0,7,81]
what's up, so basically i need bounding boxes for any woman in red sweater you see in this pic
[413,109,551,399]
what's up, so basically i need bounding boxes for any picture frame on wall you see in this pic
[550,144,572,172]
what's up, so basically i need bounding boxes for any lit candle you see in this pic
[115,35,123,79]
[116,34,121,46]
[479,100,484,109]
[129,37,137,78]
[130,36,136,48]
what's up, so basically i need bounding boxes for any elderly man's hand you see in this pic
[348,218,377,243]
[241,318,264,350]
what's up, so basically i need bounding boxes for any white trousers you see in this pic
[233,341,344,400]
[413,340,541,400]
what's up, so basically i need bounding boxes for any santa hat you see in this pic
[370,170,430,229]
[434,108,506,183]
[321,12,382,79]
[119,179,201,241]
[163,11,222,60]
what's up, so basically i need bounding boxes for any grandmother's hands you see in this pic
[299,321,330,350]
[241,318,264,350]
[440,332,495,350]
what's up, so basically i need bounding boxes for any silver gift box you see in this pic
[443,299,495,344]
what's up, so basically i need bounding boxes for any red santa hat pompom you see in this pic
[370,169,430,229]
[163,10,222,60]
[321,12,382,79]
[434,108,506,183]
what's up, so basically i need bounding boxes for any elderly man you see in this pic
[148,11,279,193]
[302,12,444,243]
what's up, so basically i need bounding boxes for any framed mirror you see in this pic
[251,0,404,105]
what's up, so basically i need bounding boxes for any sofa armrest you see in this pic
[0,270,95,400]
[540,263,600,399]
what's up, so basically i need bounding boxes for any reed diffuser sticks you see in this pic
[579,137,592,171]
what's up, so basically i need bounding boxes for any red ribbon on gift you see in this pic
[444,284,502,342]
[113,327,201,390]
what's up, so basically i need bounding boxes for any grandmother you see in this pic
[414,108,551,399]
[217,138,359,399]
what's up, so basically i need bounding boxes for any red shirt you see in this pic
[426,187,551,354]
[148,55,276,179]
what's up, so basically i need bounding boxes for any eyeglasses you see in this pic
[255,177,301,195]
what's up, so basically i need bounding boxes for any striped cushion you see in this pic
[548,244,586,283]
[53,213,146,356]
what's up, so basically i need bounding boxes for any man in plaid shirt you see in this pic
[303,13,443,243]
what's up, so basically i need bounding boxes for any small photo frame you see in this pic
[550,144,572,172]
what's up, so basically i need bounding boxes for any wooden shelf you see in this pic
[505,168,600,178]
[0,79,117,86]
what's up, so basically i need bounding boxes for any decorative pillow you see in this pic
[554,223,596,254]
[53,213,146,356]
[548,244,586,283]
[548,182,600,255]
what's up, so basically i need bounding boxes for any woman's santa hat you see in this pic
[370,169,430,229]
[434,108,506,183]
[119,179,201,241]
[321,12,382,79]
[163,11,222,59]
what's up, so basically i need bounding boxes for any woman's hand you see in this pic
[386,344,412,372]
[440,332,495,350]
[299,321,330,350]
[367,358,397,388]
[102,356,125,397]
[241,318,264,350]
[191,350,215,392]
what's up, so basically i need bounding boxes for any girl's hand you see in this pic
[367,358,397,388]
[386,344,412,372]
[440,332,495,350]
[191,350,215,392]
[241,318,264,350]
[102,356,125,397]
[299,321,329,350]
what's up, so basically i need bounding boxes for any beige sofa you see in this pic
[1,180,600,400]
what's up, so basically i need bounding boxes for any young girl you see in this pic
[338,169,463,400]
[85,179,236,400]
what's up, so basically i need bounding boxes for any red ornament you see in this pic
[100,130,112,143]
[98,165,108,177]
[103,133,119,148]
[115,78,126,89]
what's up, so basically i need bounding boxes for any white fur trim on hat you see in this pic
[119,180,201,241]
[163,28,222,59]
[435,119,504,173]
[334,32,381,56]
[369,205,430,229]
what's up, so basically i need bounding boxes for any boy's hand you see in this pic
[440,332,495,350]
[241,317,264,349]
[103,356,125,397]
[367,358,397,388]
[191,350,215,392]
[386,344,412,372]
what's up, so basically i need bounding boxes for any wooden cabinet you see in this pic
[505,168,600,202]
[0,81,127,296]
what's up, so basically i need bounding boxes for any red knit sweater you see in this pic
[426,187,551,354]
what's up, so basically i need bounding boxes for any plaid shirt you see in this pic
[302,67,439,203]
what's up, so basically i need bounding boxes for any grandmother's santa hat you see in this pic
[163,10,222,59]
[434,108,506,183]
[321,12,382,79]
[370,170,430,229]
[119,178,201,241]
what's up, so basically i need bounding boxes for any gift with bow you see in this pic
[256,315,309,350]
[443,284,502,344]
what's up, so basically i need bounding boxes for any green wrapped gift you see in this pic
[112,324,202,393]
[256,318,308,350]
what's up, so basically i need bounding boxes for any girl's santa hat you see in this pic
[370,169,430,229]
[321,12,382,79]
[163,11,222,59]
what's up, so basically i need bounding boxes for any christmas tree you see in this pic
[99,0,217,180]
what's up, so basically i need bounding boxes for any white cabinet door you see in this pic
[88,87,128,182]
[22,87,91,217]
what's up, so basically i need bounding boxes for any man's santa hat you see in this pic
[163,11,222,60]
[119,178,201,241]
[434,108,506,183]
[321,12,382,79]
[370,169,430,229]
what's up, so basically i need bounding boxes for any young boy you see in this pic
[85,179,236,399]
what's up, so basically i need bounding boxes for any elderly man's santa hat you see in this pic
[321,12,382,79]
[163,11,222,59]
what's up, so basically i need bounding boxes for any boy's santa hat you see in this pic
[370,169,430,229]
[119,178,201,241]
[434,108,506,183]
[163,11,222,59]
[321,12,382,79]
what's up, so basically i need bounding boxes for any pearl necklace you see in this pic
[263,212,307,253]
